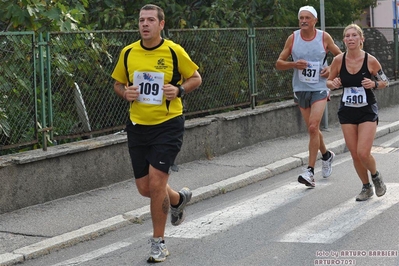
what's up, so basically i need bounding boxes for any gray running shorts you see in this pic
[294,90,329,109]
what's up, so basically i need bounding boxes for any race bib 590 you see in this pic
[342,87,368,108]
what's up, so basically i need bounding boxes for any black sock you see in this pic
[363,183,371,189]
[307,167,314,175]
[322,151,331,161]
[371,171,379,179]
[171,192,183,208]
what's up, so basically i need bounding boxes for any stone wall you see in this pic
[363,28,395,79]
[0,82,398,214]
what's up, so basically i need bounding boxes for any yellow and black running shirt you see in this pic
[112,39,199,125]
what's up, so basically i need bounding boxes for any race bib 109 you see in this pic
[133,71,164,105]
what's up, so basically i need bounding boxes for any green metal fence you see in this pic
[0,32,38,152]
[1,27,397,155]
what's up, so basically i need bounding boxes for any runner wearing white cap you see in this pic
[275,6,342,187]
[298,5,317,19]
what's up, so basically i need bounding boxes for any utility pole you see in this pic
[395,0,398,80]
[320,0,329,129]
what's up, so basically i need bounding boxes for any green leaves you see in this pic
[0,95,10,137]
[278,0,378,27]
[0,0,86,31]
[0,0,378,32]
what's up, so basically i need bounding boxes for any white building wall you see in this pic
[373,0,395,27]
[355,0,396,42]
[357,0,396,28]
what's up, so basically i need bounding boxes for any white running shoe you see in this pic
[147,237,169,263]
[321,151,335,178]
[298,168,315,188]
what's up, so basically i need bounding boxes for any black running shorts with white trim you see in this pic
[126,115,184,179]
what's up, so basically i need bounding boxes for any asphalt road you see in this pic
[10,127,399,266]
[0,105,398,266]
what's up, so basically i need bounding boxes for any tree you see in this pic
[0,0,88,32]
[0,0,378,32]
[278,0,378,27]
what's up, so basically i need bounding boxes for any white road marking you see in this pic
[277,183,399,244]
[166,182,331,239]
[371,134,399,153]
[379,134,399,147]
[51,242,131,266]
[372,146,398,154]
[49,157,373,265]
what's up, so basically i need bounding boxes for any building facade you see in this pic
[358,0,398,28]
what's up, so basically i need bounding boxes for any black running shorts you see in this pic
[338,103,379,125]
[126,115,184,179]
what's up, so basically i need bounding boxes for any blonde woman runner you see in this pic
[327,24,389,201]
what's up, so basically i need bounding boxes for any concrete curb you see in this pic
[1,122,398,266]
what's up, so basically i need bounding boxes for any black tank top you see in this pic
[339,52,376,104]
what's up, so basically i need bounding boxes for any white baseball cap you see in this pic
[298,6,317,19]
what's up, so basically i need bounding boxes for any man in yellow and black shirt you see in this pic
[111,4,202,263]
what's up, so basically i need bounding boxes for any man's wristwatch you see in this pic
[178,85,185,97]
[374,81,379,90]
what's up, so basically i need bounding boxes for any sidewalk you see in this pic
[1,105,399,266]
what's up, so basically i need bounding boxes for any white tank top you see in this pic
[291,29,328,92]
